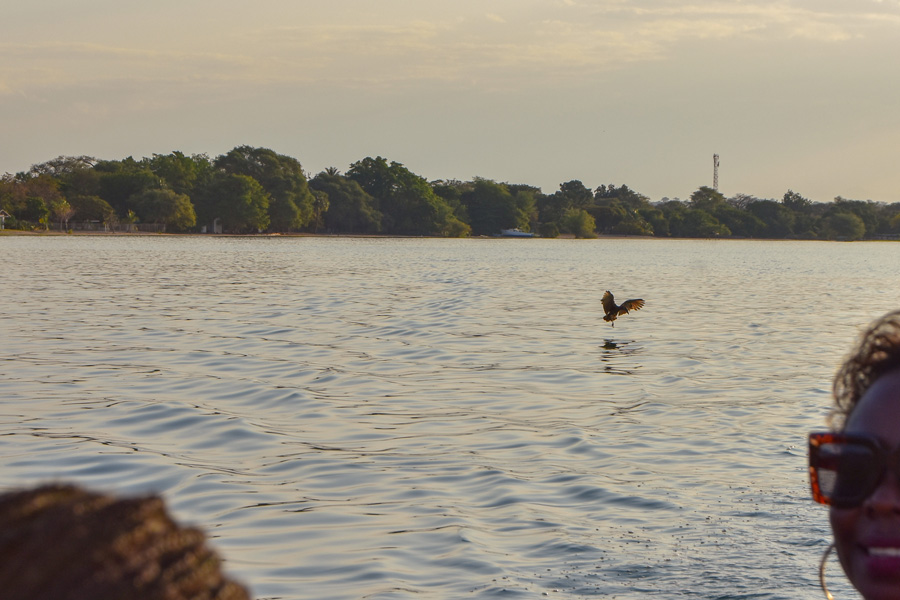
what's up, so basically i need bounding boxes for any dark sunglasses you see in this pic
[809,432,900,508]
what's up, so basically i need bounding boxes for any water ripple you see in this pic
[2,236,898,599]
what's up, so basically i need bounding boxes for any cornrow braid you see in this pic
[0,484,250,600]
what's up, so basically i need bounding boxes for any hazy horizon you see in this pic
[4,0,900,204]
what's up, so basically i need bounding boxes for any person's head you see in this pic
[810,310,900,600]
[0,483,250,600]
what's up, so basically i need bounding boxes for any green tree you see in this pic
[311,190,329,234]
[309,172,382,233]
[782,190,812,212]
[889,210,900,232]
[610,213,654,236]
[689,186,727,212]
[50,198,75,230]
[591,199,627,232]
[22,196,50,226]
[539,180,593,229]
[9,175,64,228]
[130,188,197,231]
[658,200,687,236]
[95,158,160,216]
[829,197,884,238]
[538,222,560,238]
[348,156,469,236]
[460,178,528,236]
[511,187,539,232]
[561,208,597,238]
[29,156,101,200]
[714,201,764,237]
[595,184,651,211]
[194,173,270,233]
[639,207,669,237]
[747,199,795,238]
[684,209,730,237]
[0,174,22,217]
[68,195,115,222]
[781,190,817,238]
[591,191,655,235]
[23,175,64,210]
[662,200,729,238]
[443,215,472,237]
[432,180,472,226]
[28,155,96,177]
[215,146,313,231]
[143,152,211,197]
[823,212,865,241]
[727,193,757,211]
[557,180,593,209]
[60,167,102,200]
[537,192,569,227]
[266,190,302,232]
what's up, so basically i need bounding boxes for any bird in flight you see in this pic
[601,291,644,327]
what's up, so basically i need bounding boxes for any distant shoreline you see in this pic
[2,229,895,242]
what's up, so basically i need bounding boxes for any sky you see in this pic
[3,0,900,203]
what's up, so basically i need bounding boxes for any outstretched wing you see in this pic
[601,291,617,316]
[618,298,644,315]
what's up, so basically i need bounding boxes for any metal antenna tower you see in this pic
[713,154,719,191]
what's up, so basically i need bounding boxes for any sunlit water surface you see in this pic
[3,235,900,599]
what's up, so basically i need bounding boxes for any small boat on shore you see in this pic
[498,228,535,238]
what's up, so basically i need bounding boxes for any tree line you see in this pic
[2,145,899,241]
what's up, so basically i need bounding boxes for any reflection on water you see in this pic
[599,339,642,376]
[2,236,900,599]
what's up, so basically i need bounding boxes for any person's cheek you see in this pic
[830,507,859,581]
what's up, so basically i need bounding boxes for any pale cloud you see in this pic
[787,21,853,42]
[3,1,900,96]
[0,42,260,98]
[604,3,857,43]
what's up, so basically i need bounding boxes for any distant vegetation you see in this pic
[3,146,900,241]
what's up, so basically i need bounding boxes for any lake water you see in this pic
[2,235,899,599]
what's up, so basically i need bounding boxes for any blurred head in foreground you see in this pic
[0,483,250,600]
[810,310,900,600]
